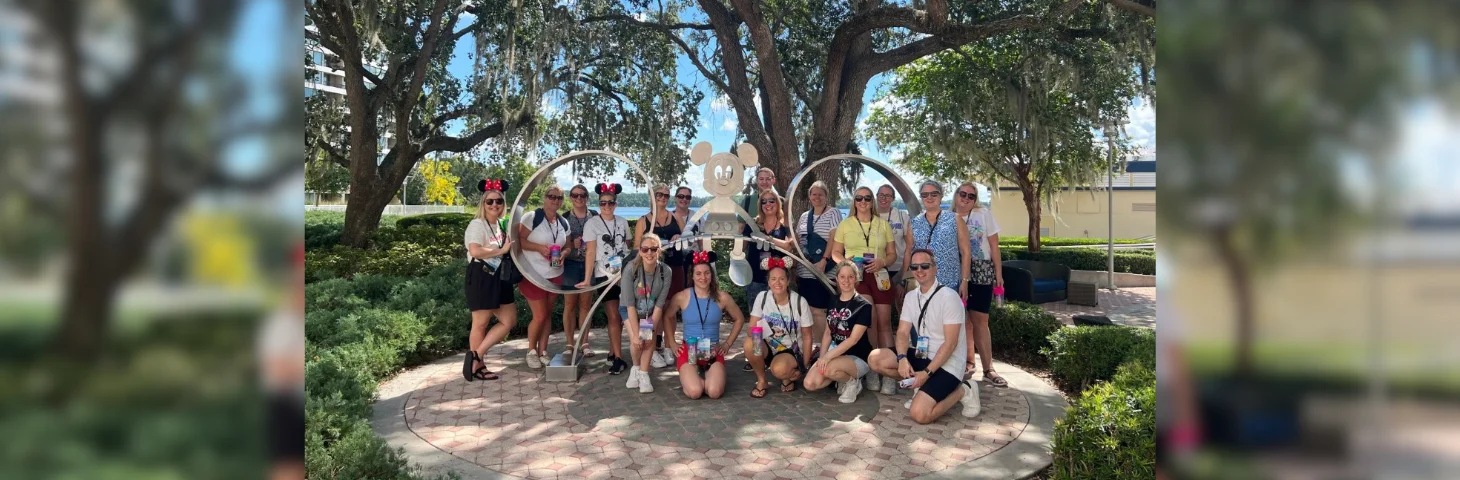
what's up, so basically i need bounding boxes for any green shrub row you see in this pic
[1043,325,1155,394]
[986,302,1064,368]
[1000,236,1148,247]
[1000,247,1155,275]
[1051,361,1156,479]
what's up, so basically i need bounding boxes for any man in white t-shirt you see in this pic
[868,249,980,424]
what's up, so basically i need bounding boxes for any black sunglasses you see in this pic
[654,192,670,198]
[484,198,504,205]
[599,200,617,206]
[640,246,660,253]
[876,193,894,199]
[854,196,873,203]
[570,193,587,199]
[957,191,977,199]
[760,198,778,205]
[920,191,941,198]
[676,194,692,200]
[545,194,564,201]
[907,263,933,271]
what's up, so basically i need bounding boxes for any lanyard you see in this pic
[915,285,944,334]
[691,287,711,332]
[920,211,943,250]
[855,216,874,250]
[637,264,659,303]
[485,219,504,248]
[542,212,561,244]
[598,215,621,251]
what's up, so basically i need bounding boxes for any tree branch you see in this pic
[417,111,537,155]
[698,0,773,153]
[205,159,302,192]
[578,13,730,94]
[1107,0,1156,17]
[581,14,714,31]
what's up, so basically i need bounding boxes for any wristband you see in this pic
[896,353,907,362]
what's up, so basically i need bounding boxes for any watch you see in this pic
[896,353,907,361]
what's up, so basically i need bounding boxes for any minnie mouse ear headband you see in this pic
[478,179,509,193]
[761,257,794,271]
[594,183,623,195]
[690,251,719,265]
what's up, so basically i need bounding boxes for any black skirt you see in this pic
[466,260,514,311]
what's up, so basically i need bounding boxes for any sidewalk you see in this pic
[1039,287,1156,328]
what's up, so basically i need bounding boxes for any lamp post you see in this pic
[1106,135,1116,290]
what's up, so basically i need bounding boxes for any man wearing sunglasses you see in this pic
[867,249,980,424]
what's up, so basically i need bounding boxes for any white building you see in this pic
[305,23,393,204]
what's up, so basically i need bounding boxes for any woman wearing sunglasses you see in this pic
[907,180,972,306]
[795,181,842,350]
[619,234,673,393]
[562,184,599,358]
[665,252,747,400]
[577,183,633,375]
[633,184,684,369]
[461,181,516,382]
[952,182,1006,387]
[827,186,898,394]
[516,185,570,369]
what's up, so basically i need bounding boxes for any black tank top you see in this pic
[647,212,683,265]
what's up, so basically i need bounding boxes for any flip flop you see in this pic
[780,379,798,393]
[472,367,500,381]
[751,382,768,398]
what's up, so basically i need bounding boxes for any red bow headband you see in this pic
[478,179,508,192]
[763,257,791,270]
[594,183,622,195]
[691,251,718,265]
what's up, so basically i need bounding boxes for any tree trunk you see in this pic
[55,270,121,357]
[1212,227,1255,377]
[340,184,394,248]
[1018,184,1043,252]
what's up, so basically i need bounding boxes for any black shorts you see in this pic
[591,276,622,302]
[797,276,834,309]
[268,393,304,461]
[965,283,993,313]
[906,348,964,403]
[466,261,514,311]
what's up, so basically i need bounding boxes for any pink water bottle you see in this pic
[549,244,563,267]
[993,285,1005,308]
[750,327,763,356]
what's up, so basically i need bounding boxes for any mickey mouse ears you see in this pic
[761,256,794,271]
[478,179,510,193]
[690,251,719,265]
[594,183,623,195]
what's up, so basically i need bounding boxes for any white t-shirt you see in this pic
[463,218,505,260]
[256,309,304,397]
[519,210,569,278]
[581,214,630,278]
[796,207,843,278]
[750,290,813,353]
[899,283,967,379]
[962,208,1001,261]
[881,208,911,271]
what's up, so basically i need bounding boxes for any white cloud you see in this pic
[720,117,737,132]
[1124,98,1156,160]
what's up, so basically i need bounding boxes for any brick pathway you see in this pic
[1039,287,1156,328]
[373,329,1066,480]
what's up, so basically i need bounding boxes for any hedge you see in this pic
[1000,247,1155,275]
[1000,236,1147,247]
[987,302,1063,368]
[1043,325,1156,394]
[1051,360,1156,479]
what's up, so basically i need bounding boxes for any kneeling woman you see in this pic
[803,261,873,404]
[665,252,747,399]
[744,258,813,398]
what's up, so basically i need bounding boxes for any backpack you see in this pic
[531,208,570,233]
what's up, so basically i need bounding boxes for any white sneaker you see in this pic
[650,349,668,368]
[864,373,881,392]
[626,368,641,389]
[839,378,863,404]
[905,388,918,409]
[880,377,897,395]
[638,370,654,393]
[526,351,542,369]
[661,348,675,367]
[540,353,551,367]
[960,381,981,417]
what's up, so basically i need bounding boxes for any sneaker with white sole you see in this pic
[650,350,668,368]
[659,348,674,366]
[838,378,863,404]
[880,377,897,395]
[582,346,595,358]
[540,353,551,367]
[526,351,542,369]
[864,373,881,392]
[638,370,654,393]
[626,368,640,389]
[905,388,918,409]
[960,381,981,417]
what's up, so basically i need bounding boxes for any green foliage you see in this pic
[1043,326,1156,394]
[1051,361,1156,480]
[1000,247,1155,275]
[393,213,474,230]
[1000,236,1147,247]
[987,302,1063,368]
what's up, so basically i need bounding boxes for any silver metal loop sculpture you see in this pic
[783,153,924,289]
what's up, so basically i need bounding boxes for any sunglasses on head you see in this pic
[920,191,941,198]
[640,246,659,254]
[958,191,977,199]
[570,193,587,199]
[484,198,504,205]
[599,200,617,206]
[675,194,692,200]
[545,194,564,201]
[854,195,873,203]
[907,263,933,271]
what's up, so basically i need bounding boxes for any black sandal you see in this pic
[463,351,479,381]
[780,379,798,393]
[472,367,500,381]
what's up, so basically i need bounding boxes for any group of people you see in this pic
[460,168,1005,425]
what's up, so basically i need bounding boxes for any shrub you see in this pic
[394,212,472,230]
[1000,247,1156,275]
[1043,325,1155,394]
[988,302,1063,368]
[1051,361,1156,480]
[1001,236,1147,247]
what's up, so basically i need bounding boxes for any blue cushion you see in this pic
[1032,279,1066,293]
